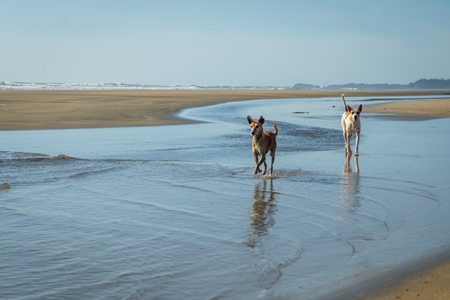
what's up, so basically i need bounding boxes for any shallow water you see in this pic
[1,96,450,299]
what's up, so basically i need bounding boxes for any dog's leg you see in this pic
[342,129,348,155]
[253,152,260,174]
[354,131,360,157]
[269,151,275,176]
[260,155,267,175]
[269,159,273,176]
[344,132,352,155]
[342,118,350,155]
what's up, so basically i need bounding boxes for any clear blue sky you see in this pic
[1,0,449,86]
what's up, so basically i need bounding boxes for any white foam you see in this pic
[0,81,290,91]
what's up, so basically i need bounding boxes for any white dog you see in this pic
[341,94,362,156]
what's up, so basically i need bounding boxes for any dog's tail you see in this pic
[341,93,349,112]
[273,124,278,136]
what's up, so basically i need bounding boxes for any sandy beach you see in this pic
[2,89,450,299]
[364,98,450,117]
[0,89,449,130]
[359,258,450,300]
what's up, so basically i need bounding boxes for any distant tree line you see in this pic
[293,78,450,90]
[292,83,322,90]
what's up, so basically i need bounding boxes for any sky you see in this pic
[1,0,449,87]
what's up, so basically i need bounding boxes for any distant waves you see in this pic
[0,81,290,91]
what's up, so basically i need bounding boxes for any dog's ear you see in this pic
[346,105,353,112]
[357,104,363,112]
[247,116,253,124]
[258,116,265,124]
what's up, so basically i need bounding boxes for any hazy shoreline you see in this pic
[1,89,449,130]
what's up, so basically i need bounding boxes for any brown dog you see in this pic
[247,115,278,175]
[341,93,362,156]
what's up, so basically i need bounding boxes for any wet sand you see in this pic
[0,89,449,130]
[358,258,450,300]
[2,88,450,299]
[364,98,450,118]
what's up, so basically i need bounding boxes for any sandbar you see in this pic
[0,89,449,130]
[364,98,450,117]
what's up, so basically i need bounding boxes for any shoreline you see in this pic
[351,245,450,300]
[2,89,450,299]
[1,89,449,130]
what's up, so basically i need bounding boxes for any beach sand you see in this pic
[1,89,450,299]
[0,89,449,130]
[358,258,450,300]
[364,98,450,117]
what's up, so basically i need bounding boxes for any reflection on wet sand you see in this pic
[344,153,359,173]
[244,178,302,290]
[340,154,361,212]
[245,179,277,248]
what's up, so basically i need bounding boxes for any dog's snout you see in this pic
[251,131,255,136]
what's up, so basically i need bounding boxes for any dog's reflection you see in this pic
[339,154,361,212]
[344,153,359,173]
[245,178,277,248]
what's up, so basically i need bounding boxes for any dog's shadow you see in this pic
[245,178,277,248]
[339,154,361,212]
